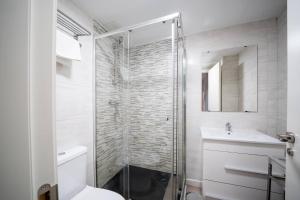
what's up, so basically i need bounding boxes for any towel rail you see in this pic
[57,9,91,40]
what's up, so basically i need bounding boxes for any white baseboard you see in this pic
[186,179,202,188]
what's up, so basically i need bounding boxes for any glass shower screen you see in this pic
[94,32,130,198]
[94,15,185,200]
[127,20,175,200]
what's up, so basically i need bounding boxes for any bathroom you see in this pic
[1,0,300,200]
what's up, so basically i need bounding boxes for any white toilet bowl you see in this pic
[72,186,124,200]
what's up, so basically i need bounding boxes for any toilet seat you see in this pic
[72,186,125,200]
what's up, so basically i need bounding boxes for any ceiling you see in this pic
[71,0,286,36]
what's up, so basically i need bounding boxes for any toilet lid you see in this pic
[72,186,125,200]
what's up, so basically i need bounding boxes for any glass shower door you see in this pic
[95,32,130,199]
[94,14,186,200]
[127,21,175,200]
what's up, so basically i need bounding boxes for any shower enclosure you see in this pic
[94,13,186,200]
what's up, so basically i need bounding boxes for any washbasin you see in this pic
[201,127,285,145]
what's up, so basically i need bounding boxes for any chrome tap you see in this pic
[226,122,232,134]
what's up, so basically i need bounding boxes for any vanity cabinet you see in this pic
[201,128,285,200]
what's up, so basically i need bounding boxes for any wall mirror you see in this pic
[201,45,258,112]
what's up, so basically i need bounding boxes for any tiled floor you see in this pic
[186,185,201,194]
[186,184,202,200]
[103,165,171,200]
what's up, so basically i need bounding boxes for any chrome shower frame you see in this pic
[94,13,180,39]
[92,12,187,200]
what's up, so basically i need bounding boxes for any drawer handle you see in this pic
[224,165,284,177]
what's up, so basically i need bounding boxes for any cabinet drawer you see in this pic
[203,150,284,193]
[203,140,285,157]
[203,180,283,200]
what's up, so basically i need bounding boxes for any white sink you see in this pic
[201,127,285,145]
[201,127,286,200]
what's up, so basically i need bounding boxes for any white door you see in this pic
[30,0,58,199]
[208,62,221,111]
[0,0,57,200]
[286,0,300,199]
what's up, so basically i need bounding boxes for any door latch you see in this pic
[277,132,296,144]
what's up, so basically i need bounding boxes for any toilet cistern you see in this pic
[225,122,232,134]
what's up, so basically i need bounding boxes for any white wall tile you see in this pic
[56,0,94,186]
[185,16,287,182]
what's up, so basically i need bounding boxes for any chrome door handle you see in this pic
[277,132,296,143]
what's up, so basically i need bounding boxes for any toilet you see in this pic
[57,146,124,200]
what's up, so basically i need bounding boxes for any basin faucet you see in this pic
[226,122,232,134]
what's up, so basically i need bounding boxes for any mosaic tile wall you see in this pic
[95,35,126,187]
[128,39,174,173]
[95,37,175,187]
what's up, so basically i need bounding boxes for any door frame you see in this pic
[29,0,58,199]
